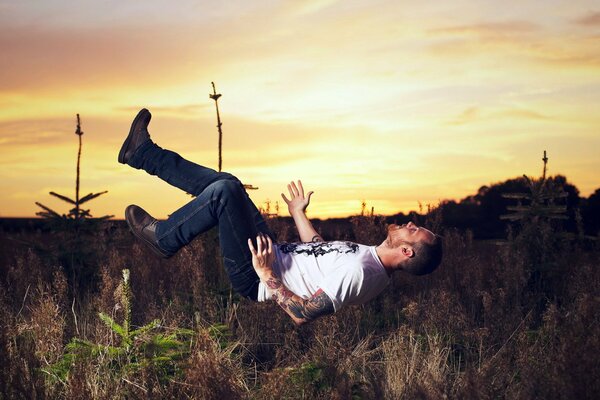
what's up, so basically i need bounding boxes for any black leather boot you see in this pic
[125,204,171,258]
[118,108,152,164]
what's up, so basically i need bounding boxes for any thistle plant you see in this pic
[44,269,194,385]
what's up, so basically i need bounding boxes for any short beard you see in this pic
[390,239,413,249]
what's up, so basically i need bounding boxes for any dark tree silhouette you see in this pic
[581,188,600,236]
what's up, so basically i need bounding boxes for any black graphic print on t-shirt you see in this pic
[278,241,359,257]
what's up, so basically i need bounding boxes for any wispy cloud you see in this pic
[115,104,212,117]
[448,107,480,125]
[496,108,550,121]
[0,118,75,146]
[0,25,210,91]
[572,11,600,26]
[284,0,341,16]
[533,50,600,67]
[430,21,540,37]
[425,19,600,76]
[448,106,550,125]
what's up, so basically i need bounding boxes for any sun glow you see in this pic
[1,1,599,218]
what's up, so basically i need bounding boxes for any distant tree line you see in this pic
[422,175,600,239]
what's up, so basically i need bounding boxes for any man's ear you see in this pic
[401,245,414,258]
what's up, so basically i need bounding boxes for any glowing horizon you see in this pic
[1,1,599,219]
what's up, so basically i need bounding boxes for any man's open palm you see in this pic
[281,180,313,215]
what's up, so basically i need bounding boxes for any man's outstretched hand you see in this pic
[281,180,323,243]
[248,233,275,281]
[281,180,313,216]
[247,233,334,326]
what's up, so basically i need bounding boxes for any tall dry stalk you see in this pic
[380,328,455,399]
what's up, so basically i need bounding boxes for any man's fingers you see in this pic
[259,234,265,254]
[284,180,310,202]
[256,234,263,253]
[306,191,314,203]
[261,234,270,254]
[290,181,299,197]
[266,235,273,253]
[247,238,256,255]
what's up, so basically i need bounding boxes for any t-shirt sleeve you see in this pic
[318,264,364,312]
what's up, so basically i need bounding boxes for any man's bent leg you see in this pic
[128,141,236,196]
[156,179,262,299]
[129,141,275,239]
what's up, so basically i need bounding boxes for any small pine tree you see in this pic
[500,151,568,224]
[35,114,112,223]
[34,114,113,295]
[501,151,570,306]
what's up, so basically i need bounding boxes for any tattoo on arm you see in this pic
[267,275,334,324]
[287,291,334,321]
[311,234,323,242]
[265,276,282,290]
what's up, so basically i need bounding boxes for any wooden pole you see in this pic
[75,114,83,220]
[209,82,223,172]
[208,82,258,190]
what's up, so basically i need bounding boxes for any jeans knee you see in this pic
[209,178,244,199]
[215,172,238,182]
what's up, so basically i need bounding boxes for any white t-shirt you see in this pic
[257,241,390,312]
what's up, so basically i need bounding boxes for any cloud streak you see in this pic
[448,106,551,125]
[429,21,540,37]
[573,11,600,26]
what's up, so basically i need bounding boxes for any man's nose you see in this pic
[407,221,414,228]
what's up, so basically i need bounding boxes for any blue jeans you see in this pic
[128,141,273,300]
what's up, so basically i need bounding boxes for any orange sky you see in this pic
[1,1,599,219]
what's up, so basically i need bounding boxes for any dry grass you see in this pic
[379,327,454,399]
[0,213,598,399]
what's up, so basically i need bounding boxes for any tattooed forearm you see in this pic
[287,291,334,321]
[265,276,282,290]
[267,274,334,325]
[271,285,295,308]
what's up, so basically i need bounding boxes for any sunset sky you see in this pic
[1,0,599,219]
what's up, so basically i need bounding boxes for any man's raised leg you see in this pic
[119,108,236,196]
[121,109,274,296]
[120,108,274,235]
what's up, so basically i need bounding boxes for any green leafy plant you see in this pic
[206,322,233,350]
[290,362,329,391]
[43,269,194,384]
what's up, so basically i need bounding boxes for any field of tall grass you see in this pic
[0,209,598,399]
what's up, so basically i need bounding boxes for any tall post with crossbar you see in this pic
[209,82,223,172]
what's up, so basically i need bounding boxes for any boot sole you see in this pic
[125,206,171,259]
[118,108,151,164]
